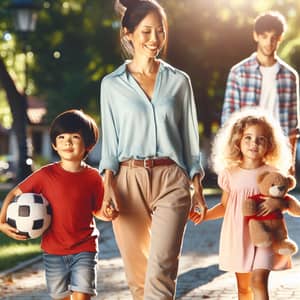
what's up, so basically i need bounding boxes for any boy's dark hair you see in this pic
[50,109,99,156]
[254,11,286,36]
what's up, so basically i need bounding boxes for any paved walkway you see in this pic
[1,194,300,299]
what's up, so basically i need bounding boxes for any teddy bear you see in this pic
[242,171,300,256]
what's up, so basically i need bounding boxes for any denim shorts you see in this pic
[43,251,98,299]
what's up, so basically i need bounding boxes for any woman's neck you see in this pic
[128,56,159,75]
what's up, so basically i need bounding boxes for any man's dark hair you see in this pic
[254,11,286,36]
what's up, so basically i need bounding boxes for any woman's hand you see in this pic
[101,192,120,220]
[101,170,121,220]
[0,222,28,240]
[188,174,207,225]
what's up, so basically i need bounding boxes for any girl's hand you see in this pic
[189,204,207,225]
[0,222,28,240]
[257,196,287,216]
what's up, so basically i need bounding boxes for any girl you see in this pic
[99,0,207,299]
[190,108,293,300]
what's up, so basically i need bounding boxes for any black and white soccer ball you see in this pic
[6,193,52,239]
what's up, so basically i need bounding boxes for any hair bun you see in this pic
[119,0,139,9]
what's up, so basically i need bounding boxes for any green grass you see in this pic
[0,235,42,272]
[0,189,42,272]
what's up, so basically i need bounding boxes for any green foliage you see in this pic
[0,190,7,200]
[29,0,121,122]
[32,154,51,170]
[0,0,300,138]
[161,0,300,136]
[0,91,12,128]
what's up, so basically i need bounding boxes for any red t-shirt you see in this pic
[18,162,104,255]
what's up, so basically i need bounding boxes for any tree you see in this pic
[0,1,32,182]
[0,58,32,181]
[1,0,300,182]
[29,0,120,122]
[25,0,300,136]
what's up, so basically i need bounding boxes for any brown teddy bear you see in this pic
[242,171,300,256]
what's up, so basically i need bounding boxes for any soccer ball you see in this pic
[6,193,52,239]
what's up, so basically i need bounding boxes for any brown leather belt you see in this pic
[120,158,175,168]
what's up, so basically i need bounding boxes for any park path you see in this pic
[1,194,300,299]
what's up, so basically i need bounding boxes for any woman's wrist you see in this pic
[192,173,202,187]
[104,170,114,186]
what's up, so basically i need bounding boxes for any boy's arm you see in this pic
[0,186,28,240]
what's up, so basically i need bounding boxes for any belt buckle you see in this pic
[143,158,154,169]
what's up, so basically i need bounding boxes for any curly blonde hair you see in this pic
[211,108,292,174]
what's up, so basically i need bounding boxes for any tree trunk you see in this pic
[0,57,32,183]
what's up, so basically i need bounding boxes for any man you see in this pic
[222,11,299,173]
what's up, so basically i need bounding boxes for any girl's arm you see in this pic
[0,186,28,240]
[204,191,228,221]
[190,190,228,224]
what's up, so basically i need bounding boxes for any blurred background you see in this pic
[0,0,300,185]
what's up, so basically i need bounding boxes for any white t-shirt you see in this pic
[259,62,280,121]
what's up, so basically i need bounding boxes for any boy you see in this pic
[0,109,104,300]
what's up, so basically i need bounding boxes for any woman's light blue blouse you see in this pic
[99,59,204,179]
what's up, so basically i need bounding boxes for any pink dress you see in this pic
[218,165,291,273]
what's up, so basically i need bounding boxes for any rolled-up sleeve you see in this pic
[180,75,204,179]
[99,78,120,175]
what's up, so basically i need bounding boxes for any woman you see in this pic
[99,0,207,299]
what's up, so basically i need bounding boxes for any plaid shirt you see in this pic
[222,53,299,136]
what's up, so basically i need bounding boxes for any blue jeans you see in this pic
[43,251,98,299]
